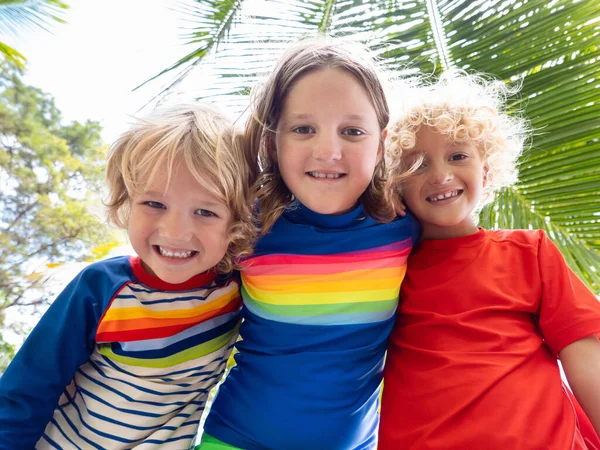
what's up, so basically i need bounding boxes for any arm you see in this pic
[0,267,108,449]
[559,334,600,437]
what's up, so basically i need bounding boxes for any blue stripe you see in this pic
[98,348,232,380]
[109,319,239,359]
[119,311,239,352]
[42,426,82,450]
[115,292,214,303]
[77,369,209,407]
[77,385,204,417]
[55,399,108,448]
[243,299,395,325]
[87,358,218,398]
[144,432,198,444]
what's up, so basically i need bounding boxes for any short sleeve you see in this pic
[537,230,600,355]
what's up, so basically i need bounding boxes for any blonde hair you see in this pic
[387,70,529,210]
[246,38,395,234]
[105,104,257,273]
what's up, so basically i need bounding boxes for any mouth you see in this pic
[307,171,345,180]
[154,245,197,259]
[426,189,463,202]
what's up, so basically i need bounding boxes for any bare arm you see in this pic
[559,334,600,436]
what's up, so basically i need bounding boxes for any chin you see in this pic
[306,201,353,215]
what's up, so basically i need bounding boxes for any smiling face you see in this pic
[402,126,488,240]
[274,67,384,215]
[127,164,231,284]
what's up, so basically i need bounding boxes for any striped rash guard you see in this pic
[204,202,418,450]
[0,256,241,450]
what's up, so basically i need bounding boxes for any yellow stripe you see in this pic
[246,266,405,288]
[244,275,402,295]
[102,290,238,321]
[99,325,239,368]
[243,281,401,305]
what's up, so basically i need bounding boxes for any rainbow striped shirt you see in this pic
[0,256,241,450]
[205,202,418,450]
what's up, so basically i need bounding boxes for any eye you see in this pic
[408,157,426,171]
[415,161,427,171]
[292,126,314,134]
[342,128,365,136]
[143,201,165,209]
[196,209,217,218]
[450,153,468,161]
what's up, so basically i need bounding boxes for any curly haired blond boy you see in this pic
[380,72,600,449]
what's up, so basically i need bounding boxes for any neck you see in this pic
[420,222,480,240]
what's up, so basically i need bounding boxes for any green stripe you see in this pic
[242,285,397,316]
[99,324,240,368]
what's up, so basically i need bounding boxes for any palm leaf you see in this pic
[151,0,600,292]
[0,40,25,68]
[0,0,67,66]
[0,0,67,35]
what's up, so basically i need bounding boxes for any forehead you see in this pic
[281,68,377,120]
[414,127,478,152]
[136,163,224,202]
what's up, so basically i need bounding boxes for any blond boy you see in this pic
[380,72,600,449]
[0,105,255,449]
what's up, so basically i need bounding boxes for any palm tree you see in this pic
[146,0,600,292]
[0,0,68,69]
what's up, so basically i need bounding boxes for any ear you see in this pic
[483,164,490,187]
[267,132,278,162]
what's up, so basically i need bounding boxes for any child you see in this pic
[379,71,600,449]
[198,40,419,449]
[0,105,256,449]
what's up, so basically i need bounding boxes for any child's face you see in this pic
[402,127,487,240]
[128,164,231,284]
[274,67,383,215]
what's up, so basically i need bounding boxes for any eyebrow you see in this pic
[142,191,226,208]
[284,113,368,121]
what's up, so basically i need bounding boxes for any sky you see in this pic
[2,0,199,344]
[3,0,193,143]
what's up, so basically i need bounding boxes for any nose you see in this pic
[429,163,453,185]
[312,130,342,161]
[158,210,193,241]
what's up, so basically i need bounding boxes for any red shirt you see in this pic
[380,229,600,450]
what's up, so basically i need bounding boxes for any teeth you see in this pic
[158,247,194,258]
[429,190,459,202]
[309,172,342,179]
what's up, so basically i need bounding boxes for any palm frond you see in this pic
[0,40,25,69]
[151,0,600,292]
[0,0,67,36]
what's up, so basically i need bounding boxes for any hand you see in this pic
[394,196,407,217]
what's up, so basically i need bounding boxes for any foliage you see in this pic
[0,62,109,369]
[152,0,600,292]
[0,0,68,68]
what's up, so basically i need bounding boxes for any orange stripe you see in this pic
[246,267,405,289]
[96,296,241,333]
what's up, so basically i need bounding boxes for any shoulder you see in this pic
[66,256,135,305]
[485,228,545,252]
[76,256,134,284]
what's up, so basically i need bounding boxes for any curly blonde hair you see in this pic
[105,104,257,274]
[387,70,529,210]
[246,38,395,234]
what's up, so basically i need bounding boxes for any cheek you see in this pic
[276,145,302,180]
[401,182,421,208]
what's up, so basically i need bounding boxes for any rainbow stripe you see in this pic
[242,240,411,325]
